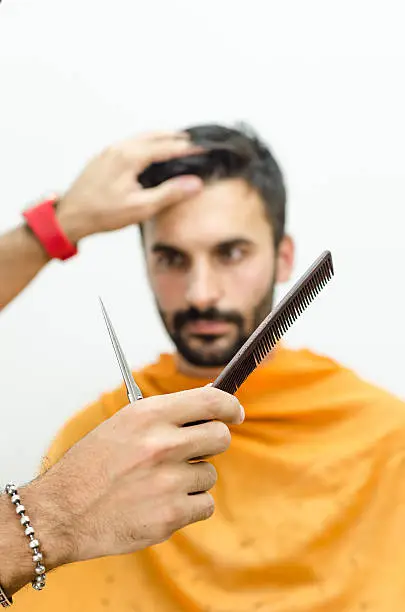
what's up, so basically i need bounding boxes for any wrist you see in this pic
[0,494,30,597]
[55,196,93,244]
[21,474,76,572]
[23,198,79,260]
[0,476,76,597]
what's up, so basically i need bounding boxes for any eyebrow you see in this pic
[151,243,185,255]
[151,238,254,254]
[214,238,254,250]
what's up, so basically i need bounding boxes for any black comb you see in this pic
[212,250,334,395]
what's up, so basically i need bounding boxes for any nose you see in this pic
[185,262,222,311]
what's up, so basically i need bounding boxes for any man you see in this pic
[14,124,405,611]
[0,131,244,603]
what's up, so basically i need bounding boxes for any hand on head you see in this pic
[56,131,204,243]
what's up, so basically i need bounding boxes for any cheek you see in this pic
[149,272,188,311]
[223,257,275,307]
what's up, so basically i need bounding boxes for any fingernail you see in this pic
[239,403,245,423]
[178,176,203,192]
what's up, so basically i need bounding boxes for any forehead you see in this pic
[143,178,272,249]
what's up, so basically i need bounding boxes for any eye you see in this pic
[155,251,187,270]
[217,245,246,264]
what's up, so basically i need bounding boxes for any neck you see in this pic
[175,348,278,380]
[174,353,224,380]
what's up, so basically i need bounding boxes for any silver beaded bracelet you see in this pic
[0,584,13,608]
[4,483,46,595]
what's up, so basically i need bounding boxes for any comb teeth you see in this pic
[213,251,334,395]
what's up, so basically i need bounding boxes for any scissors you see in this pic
[99,297,143,403]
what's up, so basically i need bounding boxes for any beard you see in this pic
[158,278,276,368]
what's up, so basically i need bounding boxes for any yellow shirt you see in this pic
[14,348,405,611]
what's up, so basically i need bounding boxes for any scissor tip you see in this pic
[98,297,108,320]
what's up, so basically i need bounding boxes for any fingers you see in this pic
[188,462,217,494]
[150,386,244,427]
[181,461,217,494]
[117,133,204,173]
[175,421,232,462]
[166,491,215,535]
[131,175,203,215]
[137,138,204,170]
[184,492,215,526]
[118,128,190,150]
[135,131,190,143]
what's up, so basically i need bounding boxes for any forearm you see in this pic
[0,492,38,597]
[0,225,49,310]
[0,205,84,311]
[0,477,73,597]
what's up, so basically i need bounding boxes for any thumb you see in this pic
[135,175,203,215]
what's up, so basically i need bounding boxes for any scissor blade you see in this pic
[99,297,143,402]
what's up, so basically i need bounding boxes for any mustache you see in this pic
[173,307,244,331]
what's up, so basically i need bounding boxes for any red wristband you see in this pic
[23,198,78,261]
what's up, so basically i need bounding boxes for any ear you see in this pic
[275,235,295,283]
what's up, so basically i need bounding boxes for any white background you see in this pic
[0,0,404,485]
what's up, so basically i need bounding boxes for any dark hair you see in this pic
[138,122,286,247]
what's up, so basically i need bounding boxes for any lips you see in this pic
[186,320,231,335]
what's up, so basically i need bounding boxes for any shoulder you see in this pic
[296,347,405,423]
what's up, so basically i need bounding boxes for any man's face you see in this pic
[143,178,293,368]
